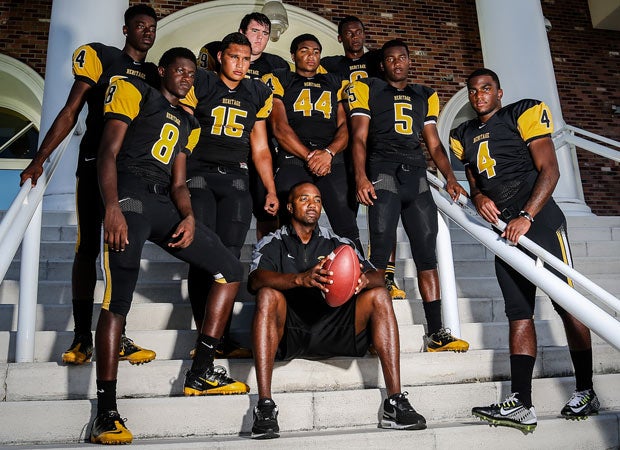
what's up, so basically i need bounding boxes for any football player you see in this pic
[451,68,598,431]
[348,39,469,353]
[262,33,362,253]
[322,15,405,299]
[199,13,289,241]
[91,47,248,445]
[181,32,276,358]
[20,5,158,366]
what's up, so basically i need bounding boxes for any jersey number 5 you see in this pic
[394,103,413,135]
[476,140,497,178]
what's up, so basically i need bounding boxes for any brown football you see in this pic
[322,244,361,307]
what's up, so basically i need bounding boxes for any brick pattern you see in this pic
[0,1,52,75]
[1,0,618,214]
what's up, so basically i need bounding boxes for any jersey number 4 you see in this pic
[476,141,497,178]
[293,88,332,119]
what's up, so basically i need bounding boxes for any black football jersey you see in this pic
[197,41,221,71]
[72,43,159,165]
[321,50,381,82]
[198,41,289,79]
[103,78,200,186]
[247,52,290,79]
[449,99,553,202]
[181,68,273,172]
[262,68,347,160]
[348,77,439,167]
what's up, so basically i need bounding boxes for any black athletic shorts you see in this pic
[367,162,438,271]
[277,288,371,360]
[187,165,252,259]
[74,164,104,258]
[102,175,243,317]
[495,197,573,321]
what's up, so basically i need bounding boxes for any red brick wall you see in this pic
[0,1,52,75]
[1,0,618,214]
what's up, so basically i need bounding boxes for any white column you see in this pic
[475,0,591,215]
[41,0,128,211]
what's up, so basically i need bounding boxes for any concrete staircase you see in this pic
[1,212,619,448]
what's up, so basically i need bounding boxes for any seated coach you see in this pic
[247,181,427,439]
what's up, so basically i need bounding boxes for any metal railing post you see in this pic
[436,211,461,337]
[16,201,42,362]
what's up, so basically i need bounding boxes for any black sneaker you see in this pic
[424,328,469,353]
[561,389,600,419]
[90,410,132,445]
[380,392,427,430]
[472,393,537,433]
[61,333,93,365]
[252,398,280,439]
[118,335,156,365]
[183,365,249,396]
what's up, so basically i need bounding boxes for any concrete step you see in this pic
[6,413,618,449]
[3,345,618,402]
[0,279,188,305]
[14,236,515,265]
[0,373,617,446]
[0,319,612,363]
[0,295,581,332]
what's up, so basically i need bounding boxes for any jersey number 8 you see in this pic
[151,123,179,165]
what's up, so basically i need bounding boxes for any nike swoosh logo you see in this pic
[284,155,295,159]
[84,157,96,162]
[287,254,295,259]
[200,378,219,387]
[570,403,589,413]
[500,406,522,415]
[109,75,127,84]
[384,410,397,419]
[371,179,382,185]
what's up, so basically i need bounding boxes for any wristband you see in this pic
[323,147,334,157]
[518,210,534,223]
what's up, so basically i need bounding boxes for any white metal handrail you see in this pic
[554,125,620,163]
[427,172,620,351]
[0,125,76,362]
[0,122,36,156]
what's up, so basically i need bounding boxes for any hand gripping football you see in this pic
[322,244,362,307]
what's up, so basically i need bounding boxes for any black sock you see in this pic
[570,348,593,391]
[72,299,93,337]
[385,263,396,282]
[511,354,536,408]
[96,379,117,414]
[190,333,219,374]
[423,300,442,336]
